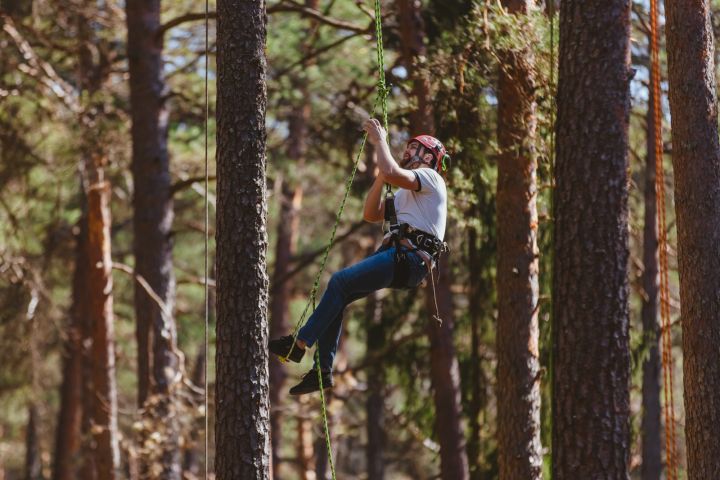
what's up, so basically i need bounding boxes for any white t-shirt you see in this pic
[393,167,447,240]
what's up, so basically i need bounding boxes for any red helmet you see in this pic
[408,135,450,172]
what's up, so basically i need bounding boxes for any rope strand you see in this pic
[649,0,679,476]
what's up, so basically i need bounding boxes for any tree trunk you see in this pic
[552,2,632,478]
[214,0,270,476]
[84,156,121,480]
[397,0,433,133]
[640,87,662,480]
[25,404,41,480]
[126,0,181,475]
[296,398,316,480]
[53,216,85,480]
[665,2,720,477]
[397,2,468,478]
[78,10,120,476]
[467,227,487,480]
[495,1,542,478]
[426,257,470,480]
[269,119,306,480]
[365,244,385,480]
[183,346,206,477]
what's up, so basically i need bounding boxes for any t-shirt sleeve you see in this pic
[413,168,443,194]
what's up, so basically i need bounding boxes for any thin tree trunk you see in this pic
[552,1,632,478]
[53,216,85,480]
[214,0,270,476]
[183,346,206,477]
[269,121,305,480]
[495,1,542,478]
[78,9,120,477]
[126,0,181,474]
[426,258,470,480]
[467,228,484,480]
[84,155,120,480]
[397,2,469,478]
[296,398,316,480]
[365,243,385,480]
[665,2,720,477]
[640,87,662,480]
[25,404,41,480]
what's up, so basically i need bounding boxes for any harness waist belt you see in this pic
[388,223,446,257]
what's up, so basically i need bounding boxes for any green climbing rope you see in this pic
[280,2,390,479]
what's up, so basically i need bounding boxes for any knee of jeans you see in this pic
[328,270,348,295]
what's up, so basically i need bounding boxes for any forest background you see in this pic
[0,0,695,478]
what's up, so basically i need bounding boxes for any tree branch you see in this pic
[112,262,173,319]
[171,175,217,195]
[156,1,369,40]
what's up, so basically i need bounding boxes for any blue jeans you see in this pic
[297,245,428,371]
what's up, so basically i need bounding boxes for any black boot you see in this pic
[268,335,305,363]
[289,369,333,396]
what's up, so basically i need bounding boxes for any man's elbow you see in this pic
[363,211,382,223]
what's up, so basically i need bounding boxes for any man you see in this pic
[268,118,449,395]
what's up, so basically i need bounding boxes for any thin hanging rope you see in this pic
[203,0,210,475]
[649,0,679,477]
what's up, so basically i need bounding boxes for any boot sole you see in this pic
[289,384,333,396]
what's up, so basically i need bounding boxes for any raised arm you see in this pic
[363,171,386,223]
[363,118,419,191]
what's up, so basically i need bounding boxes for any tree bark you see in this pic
[365,242,385,480]
[183,346,206,477]
[25,403,41,480]
[552,1,632,478]
[397,0,434,133]
[269,102,306,480]
[296,397,316,480]
[665,2,720,477]
[214,0,270,476]
[397,2,468,478]
[53,216,85,480]
[495,1,542,478]
[126,0,181,475]
[640,87,662,480]
[426,257,470,480]
[78,10,120,478]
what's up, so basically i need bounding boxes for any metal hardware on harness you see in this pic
[383,189,398,233]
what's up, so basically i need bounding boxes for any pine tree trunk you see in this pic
[640,88,662,480]
[426,258,470,480]
[269,118,305,480]
[552,2,632,478]
[25,404,41,480]
[467,227,487,480]
[78,10,120,476]
[183,346,206,477]
[398,2,469,478]
[496,1,542,478]
[53,216,85,480]
[214,0,270,476]
[296,398,316,480]
[365,246,385,480]
[665,2,720,477]
[85,157,121,480]
[126,0,181,475]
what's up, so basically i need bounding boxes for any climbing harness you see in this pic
[649,0,679,477]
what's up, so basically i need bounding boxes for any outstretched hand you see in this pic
[363,118,387,147]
